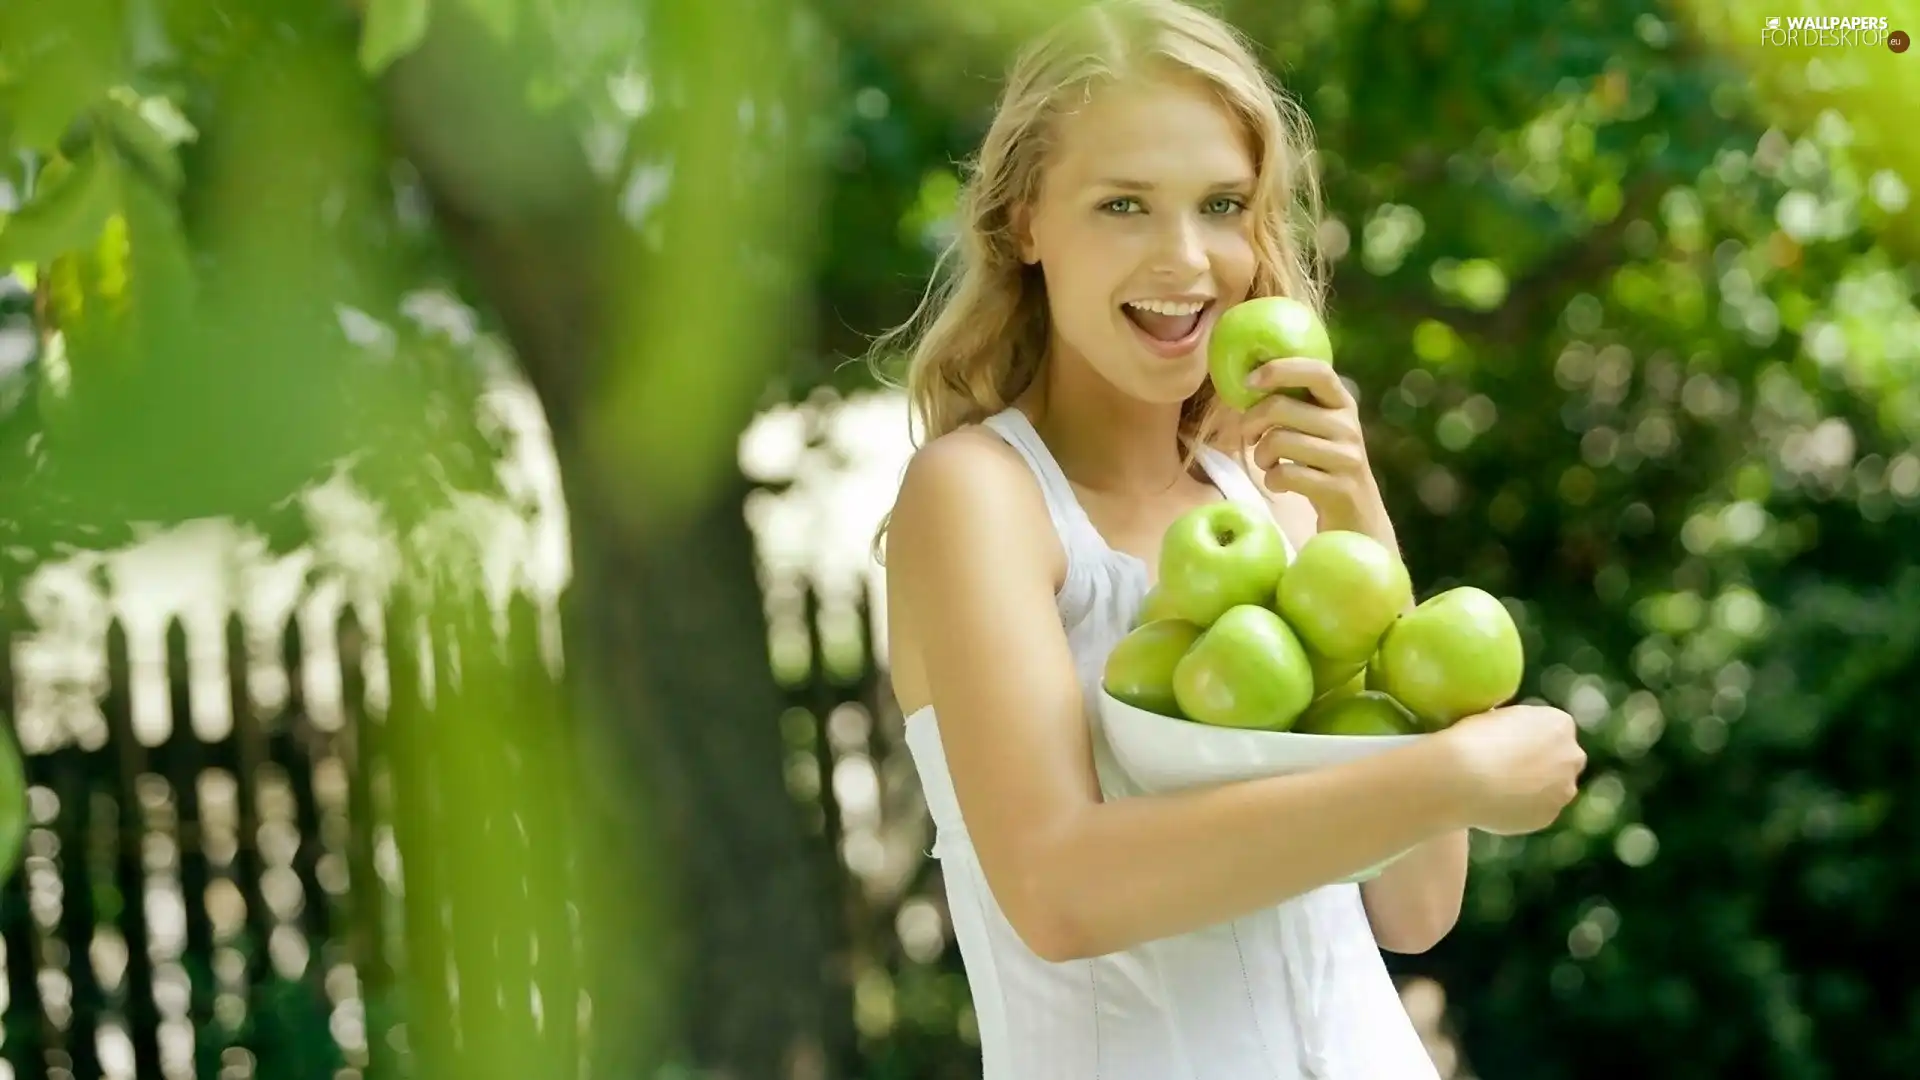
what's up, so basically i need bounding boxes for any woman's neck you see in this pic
[1017,353,1193,497]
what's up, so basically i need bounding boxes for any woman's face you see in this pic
[1019,75,1259,407]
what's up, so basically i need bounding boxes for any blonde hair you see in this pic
[870,0,1328,555]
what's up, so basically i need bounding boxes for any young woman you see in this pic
[875,1,1588,1075]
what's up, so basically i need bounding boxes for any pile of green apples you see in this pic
[1101,506,1525,736]
[1099,296,1526,737]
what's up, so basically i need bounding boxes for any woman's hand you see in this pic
[1239,358,1389,539]
[1435,704,1588,835]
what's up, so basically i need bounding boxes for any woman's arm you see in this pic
[1233,443,1471,954]
[887,433,1479,962]
[1360,833,1469,953]
[1300,495,1472,953]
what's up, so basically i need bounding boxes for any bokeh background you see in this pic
[2,0,1917,1077]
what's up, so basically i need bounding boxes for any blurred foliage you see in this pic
[2,0,1919,1077]
[2,0,832,1075]
[0,0,507,558]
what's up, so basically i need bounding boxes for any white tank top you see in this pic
[901,408,1441,1080]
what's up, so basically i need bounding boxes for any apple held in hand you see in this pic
[1295,690,1419,737]
[1172,604,1316,731]
[1373,586,1525,730]
[1275,530,1414,664]
[1207,296,1335,411]
[1103,619,1204,719]
[1156,502,1291,628]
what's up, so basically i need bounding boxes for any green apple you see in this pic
[1171,604,1316,730]
[1310,651,1368,701]
[1156,501,1290,627]
[1275,531,1414,663]
[1364,647,1391,692]
[1207,296,1335,411]
[1103,619,1204,718]
[1373,586,1526,730]
[1296,690,1420,736]
[1135,585,1180,628]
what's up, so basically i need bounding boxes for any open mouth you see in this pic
[1122,299,1215,354]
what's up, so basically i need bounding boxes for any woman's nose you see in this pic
[1152,213,1208,275]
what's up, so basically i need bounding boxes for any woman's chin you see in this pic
[1056,332,1210,407]
[1124,366,1209,409]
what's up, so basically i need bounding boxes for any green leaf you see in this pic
[359,0,433,76]
[0,0,125,152]
[0,143,121,267]
[97,94,183,194]
[459,0,518,42]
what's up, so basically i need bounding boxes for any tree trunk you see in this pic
[375,10,853,1074]
[562,460,855,1079]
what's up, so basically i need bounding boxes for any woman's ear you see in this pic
[1011,202,1040,265]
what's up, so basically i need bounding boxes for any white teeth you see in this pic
[1125,299,1206,317]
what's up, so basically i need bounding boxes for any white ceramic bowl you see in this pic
[1097,689,1426,884]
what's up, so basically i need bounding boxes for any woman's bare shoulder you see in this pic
[883,424,1067,710]
[887,425,1055,558]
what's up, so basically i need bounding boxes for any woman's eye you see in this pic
[1099,195,1245,215]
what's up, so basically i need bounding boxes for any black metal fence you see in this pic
[0,593,591,1080]
[0,571,1462,1080]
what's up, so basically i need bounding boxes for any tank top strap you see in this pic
[979,409,1107,555]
